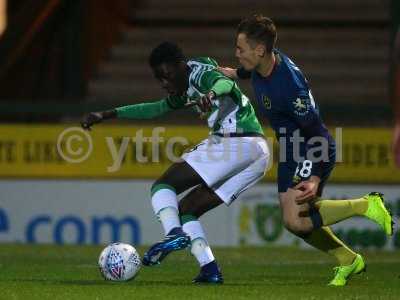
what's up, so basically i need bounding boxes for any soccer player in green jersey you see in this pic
[81,42,269,283]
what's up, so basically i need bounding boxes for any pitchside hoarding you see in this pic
[0,180,234,246]
[0,124,399,183]
[0,180,398,250]
[236,184,400,250]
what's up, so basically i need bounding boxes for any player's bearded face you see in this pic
[153,62,188,96]
[235,33,262,71]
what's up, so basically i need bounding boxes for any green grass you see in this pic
[0,244,399,300]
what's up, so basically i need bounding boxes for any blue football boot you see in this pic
[142,227,191,266]
[192,261,224,284]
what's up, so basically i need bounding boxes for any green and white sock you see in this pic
[182,216,215,267]
[151,185,180,235]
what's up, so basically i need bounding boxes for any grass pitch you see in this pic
[0,244,399,299]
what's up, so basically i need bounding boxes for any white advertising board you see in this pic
[0,180,398,250]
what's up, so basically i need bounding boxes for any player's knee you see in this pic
[283,217,312,237]
[151,178,175,196]
[151,176,167,190]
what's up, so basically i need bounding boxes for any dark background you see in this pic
[0,0,397,126]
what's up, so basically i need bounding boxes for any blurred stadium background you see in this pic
[0,0,400,293]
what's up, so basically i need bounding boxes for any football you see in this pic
[98,243,141,281]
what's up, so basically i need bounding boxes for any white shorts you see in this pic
[181,135,270,205]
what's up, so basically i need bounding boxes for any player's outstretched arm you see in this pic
[80,99,173,130]
[81,110,116,130]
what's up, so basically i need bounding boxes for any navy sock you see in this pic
[201,260,219,273]
[167,227,183,235]
[309,205,323,229]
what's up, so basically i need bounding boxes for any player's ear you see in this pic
[255,44,266,57]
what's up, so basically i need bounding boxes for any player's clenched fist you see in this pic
[81,112,104,130]
[81,110,117,130]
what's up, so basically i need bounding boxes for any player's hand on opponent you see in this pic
[198,91,215,112]
[81,112,104,130]
[217,67,238,79]
[185,91,216,118]
[294,176,321,204]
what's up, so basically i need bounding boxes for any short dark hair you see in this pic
[237,15,277,53]
[149,42,186,68]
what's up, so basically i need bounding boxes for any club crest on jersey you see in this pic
[262,95,271,109]
[293,98,310,116]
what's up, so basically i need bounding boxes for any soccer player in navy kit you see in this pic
[218,15,393,286]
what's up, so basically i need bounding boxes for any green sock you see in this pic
[180,214,197,225]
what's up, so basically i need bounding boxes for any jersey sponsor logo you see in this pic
[293,98,310,116]
[262,95,271,110]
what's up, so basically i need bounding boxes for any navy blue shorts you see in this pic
[277,157,336,196]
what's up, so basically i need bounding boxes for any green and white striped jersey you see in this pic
[166,57,264,136]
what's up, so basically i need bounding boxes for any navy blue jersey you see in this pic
[243,49,336,179]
